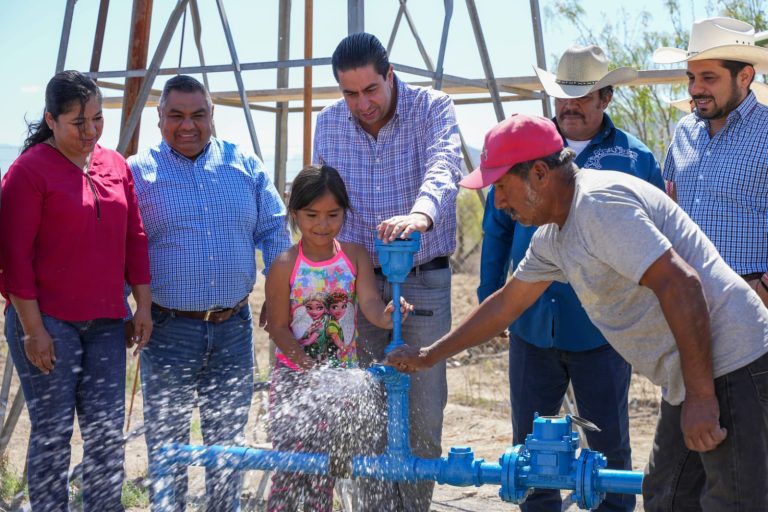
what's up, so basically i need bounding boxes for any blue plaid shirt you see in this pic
[313,75,463,267]
[664,92,768,275]
[128,138,291,310]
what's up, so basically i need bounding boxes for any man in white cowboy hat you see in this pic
[655,17,768,310]
[477,45,663,512]
[388,113,768,512]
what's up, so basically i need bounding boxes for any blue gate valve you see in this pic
[374,231,420,354]
[150,230,646,511]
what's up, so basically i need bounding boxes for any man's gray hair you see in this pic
[158,75,213,111]
[507,147,577,180]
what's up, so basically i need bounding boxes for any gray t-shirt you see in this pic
[514,170,768,405]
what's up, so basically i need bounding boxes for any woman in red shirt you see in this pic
[0,71,152,510]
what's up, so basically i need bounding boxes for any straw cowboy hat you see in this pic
[668,81,768,112]
[533,45,638,99]
[653,17,768,73]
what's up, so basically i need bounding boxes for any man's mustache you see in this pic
[692,95,714,102]
[503,208,518,218]
[558,110,584,120]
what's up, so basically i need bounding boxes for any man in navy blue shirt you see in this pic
[478,45,663,512]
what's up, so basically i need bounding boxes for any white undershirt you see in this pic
[565,138,590,158]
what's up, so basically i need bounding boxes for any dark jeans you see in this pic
[5,305,125,512]
[509,334,635,512]
[142,305,254,512]
[643,351,768,511]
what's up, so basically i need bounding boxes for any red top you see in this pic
[0,143,151,321]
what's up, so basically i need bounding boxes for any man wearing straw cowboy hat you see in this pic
[478,45,662,512]
[655,17,768,309]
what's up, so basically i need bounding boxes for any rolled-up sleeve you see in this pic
[122,160,151,286]
[411,94,463,225]
[0,162,44,299]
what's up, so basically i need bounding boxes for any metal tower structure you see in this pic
[53,0,689,197]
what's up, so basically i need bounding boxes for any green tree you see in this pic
[715,0,766,30]
[547,1,689,160]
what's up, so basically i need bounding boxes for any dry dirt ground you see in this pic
[0,273,661,511]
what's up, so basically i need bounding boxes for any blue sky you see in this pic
[0,0,708,175]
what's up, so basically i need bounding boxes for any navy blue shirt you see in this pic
[477,114,664,351]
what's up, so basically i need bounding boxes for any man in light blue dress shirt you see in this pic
[129,75,291,512]
[314,33,463,511]
[655,17,768,306]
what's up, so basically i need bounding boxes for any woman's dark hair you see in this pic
[22,70,102,153]
[331,32,390,82]
[288,165,351,231]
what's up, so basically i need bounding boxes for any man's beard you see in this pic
[693,80,743,121]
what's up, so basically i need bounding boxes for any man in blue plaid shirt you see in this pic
[129,75,291,511]
[314,33,463,511]
[655,17,768,306]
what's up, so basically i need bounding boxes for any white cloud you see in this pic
[20,85,42,94]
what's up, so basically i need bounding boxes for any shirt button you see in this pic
[210,281,215,286]
[199,184,204,189]
[698,174,703,180]
[209,256,214,261]
[550,299,556,303]
[376,186,381,191]
[207,230,211,235]
[376,158,381,163]
[695,198,701,203]
[204,207,208,212]
[705,151,711,156]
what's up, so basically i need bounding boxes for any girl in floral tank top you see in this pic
[283,239,358,368]
[264,165,412,511]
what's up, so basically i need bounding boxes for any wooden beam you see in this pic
[100,69,688,109]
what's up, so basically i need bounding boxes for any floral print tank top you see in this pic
[276,239,358,369]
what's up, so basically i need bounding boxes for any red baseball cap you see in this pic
[459,114,564,189]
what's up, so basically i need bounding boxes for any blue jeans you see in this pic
[355,268,451,512]
[509,334,634,512]
[5,305,125,512]
[142,305,254,512]
[642,351,768,511]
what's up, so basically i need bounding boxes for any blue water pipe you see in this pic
[151,233,643,510]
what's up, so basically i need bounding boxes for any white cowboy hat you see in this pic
[668,81,768,112]
[533,45,638,99]
[653,17,768,73]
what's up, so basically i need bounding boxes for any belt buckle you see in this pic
[203,308,225,322]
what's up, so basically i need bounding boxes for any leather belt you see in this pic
[373,256,450,276]
[151,297,249,324]
[740,272,763,281]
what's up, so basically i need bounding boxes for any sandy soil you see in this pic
[0,273,661,511]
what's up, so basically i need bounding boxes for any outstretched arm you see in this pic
[386,277,550,371]
[640,248,726,452]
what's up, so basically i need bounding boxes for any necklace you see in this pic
[45,137,91,173]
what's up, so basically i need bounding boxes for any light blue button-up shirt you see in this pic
[313,75,463,267]
[664,92,768,275]
[129,138,291,310]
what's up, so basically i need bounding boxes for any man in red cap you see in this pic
[387,114,768,510]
